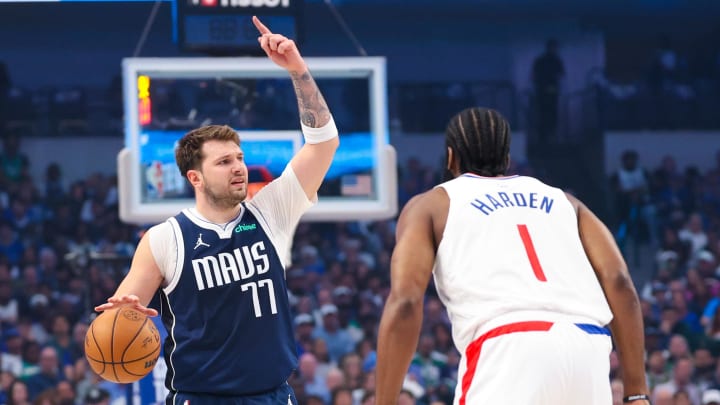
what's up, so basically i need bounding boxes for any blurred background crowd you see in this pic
[1,1,720,405]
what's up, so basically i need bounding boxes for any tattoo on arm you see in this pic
[290,70,331,128]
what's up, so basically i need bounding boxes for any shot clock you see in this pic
[175,0,303,55]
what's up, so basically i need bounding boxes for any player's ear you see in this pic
[446,146,461,174]
[446,147,454,171]
[186,169,202,188]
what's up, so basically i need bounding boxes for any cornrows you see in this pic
[445,107,511,177]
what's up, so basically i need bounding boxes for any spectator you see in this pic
[0,278,19,328]
[694,348,717,392]
[298,353,330,403]
[354,370,376,405]
[421,298,450,334]
[23,346,63,401]
[0,221,24,267]
[696,250,717,279]
[0,61,10,136]
[2,329,23,376]
[667,335,693,367]
[330,386,353,405]
[653,356,701,404]
[45,315,73,368]
[645,34,689,129]
[54,380,74,405]
[647,350,671,392]
[611,149,655,248]
[410,334,445,391]
[313,304,355,363]
[0,371,12,404]
[6,379,31,405]
[0,133,29,185]
[42,163,65,209]
[338,352,363,391]
[647,34,684,91]
[19,340,40,379]
[673,389,692,405]
[294,313,315,356]
[531,38,565,145]
[679,213,709,256]
[325,367,345,395]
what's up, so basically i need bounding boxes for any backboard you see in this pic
[118,57,396,224]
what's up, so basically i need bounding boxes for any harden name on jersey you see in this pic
[191,240,270,291]
[470,191,555,216]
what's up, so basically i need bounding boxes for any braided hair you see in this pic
[444,107,511,178]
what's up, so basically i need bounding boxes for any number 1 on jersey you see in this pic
[517,224,547,282]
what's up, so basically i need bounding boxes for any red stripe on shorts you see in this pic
[459,321,554,405]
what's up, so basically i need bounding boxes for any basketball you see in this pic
[85,307,162,384]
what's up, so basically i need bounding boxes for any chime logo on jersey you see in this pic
[234,223,257,233]
[191,240,270,290]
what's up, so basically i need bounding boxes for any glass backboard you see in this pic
[118,57,396,224]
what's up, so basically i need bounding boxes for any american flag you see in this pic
[341,174,373,196]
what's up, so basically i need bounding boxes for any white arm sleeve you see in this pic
[247,164,315,268]
[146,221,178,286]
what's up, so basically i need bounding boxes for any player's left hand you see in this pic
[95,294,159,317]
[253,15,307,73]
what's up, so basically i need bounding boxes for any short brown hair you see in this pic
[175,125,240,178]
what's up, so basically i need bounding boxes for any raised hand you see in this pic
[253,15,307,73]
[95,294,159,317]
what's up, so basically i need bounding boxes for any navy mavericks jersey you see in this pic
[159,204,296,396]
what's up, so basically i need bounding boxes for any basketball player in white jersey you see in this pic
[375,108,650,405]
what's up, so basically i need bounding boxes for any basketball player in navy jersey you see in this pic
[95,17,339,405]
[375,108,651,405]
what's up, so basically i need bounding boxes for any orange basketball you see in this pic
[85,307,161,384]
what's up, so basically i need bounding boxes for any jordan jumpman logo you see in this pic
[194,233,210,250]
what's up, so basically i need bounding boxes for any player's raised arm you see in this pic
[567,193,650,405]
[94,234,162,317]
[253,16,339,200]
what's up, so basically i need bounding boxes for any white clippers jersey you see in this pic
[433,174,613,352]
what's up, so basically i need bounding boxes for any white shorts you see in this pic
[455,320,613,405]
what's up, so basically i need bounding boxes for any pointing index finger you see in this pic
[252,15,271,35]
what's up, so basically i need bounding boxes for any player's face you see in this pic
[199,140,248,207]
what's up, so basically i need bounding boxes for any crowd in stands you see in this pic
[594,33,720,131]
[1,60,720,404]
[0,129,456,405]
[610,148,720,405]
[1,122,719,405]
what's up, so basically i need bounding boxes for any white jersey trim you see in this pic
[161,292,179,392]
[183,206,245,240]
[163,217,185,295]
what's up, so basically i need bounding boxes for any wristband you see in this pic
[623,394,650,403]
[301,117,338,144]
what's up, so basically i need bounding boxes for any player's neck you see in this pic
[194,201,242,224]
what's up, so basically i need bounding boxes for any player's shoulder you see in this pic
[400,187,448,218]
[145,220,176,242]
